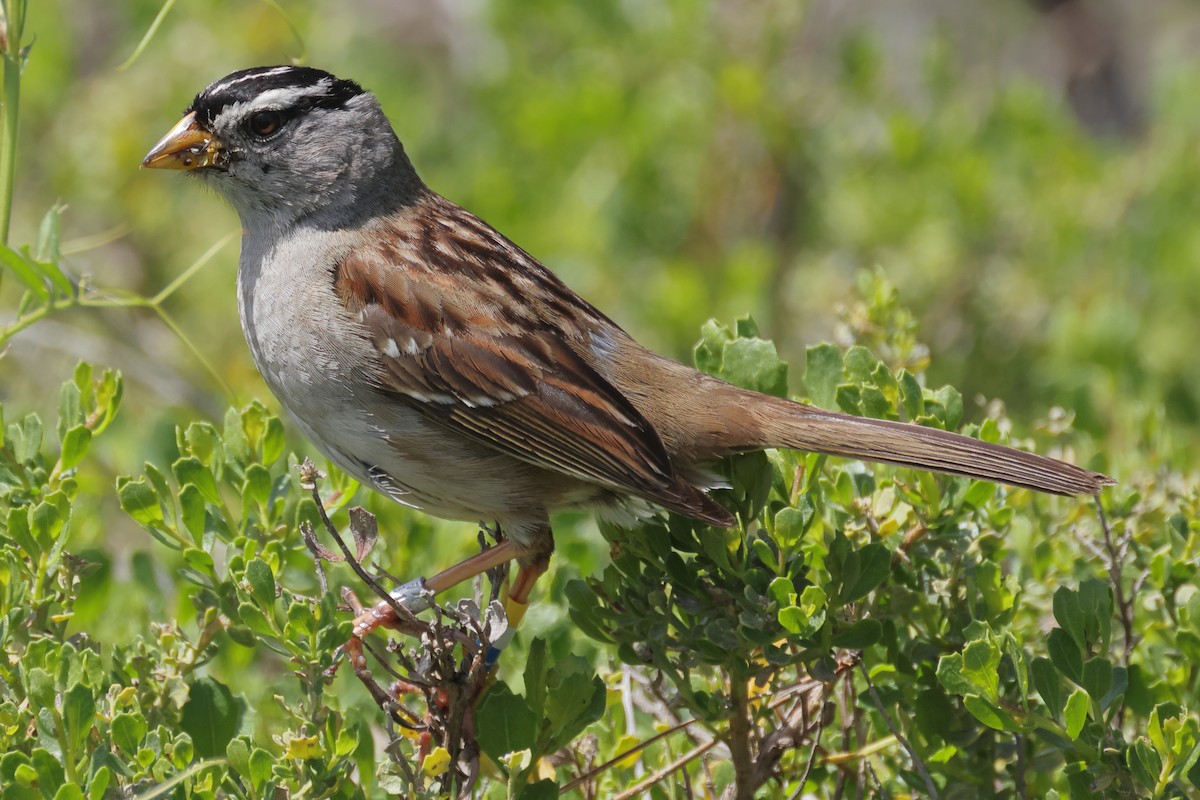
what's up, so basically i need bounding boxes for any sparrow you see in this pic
[142,66,1111,628]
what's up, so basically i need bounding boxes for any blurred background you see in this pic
[2,0,1197,635]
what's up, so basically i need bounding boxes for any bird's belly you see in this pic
[269,368,544,522]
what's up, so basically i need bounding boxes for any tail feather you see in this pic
[756,399,1112,497]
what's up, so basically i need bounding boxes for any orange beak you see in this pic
[141,112,226,170]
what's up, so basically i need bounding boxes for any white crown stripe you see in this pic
[209,65,296,94]
[247,82,336,110]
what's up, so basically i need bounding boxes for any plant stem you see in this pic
[0,0,24,246]
[726,674,756,799]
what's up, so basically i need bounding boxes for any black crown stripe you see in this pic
[187,66,365,127]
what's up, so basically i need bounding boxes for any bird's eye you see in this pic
[248,110,284,138]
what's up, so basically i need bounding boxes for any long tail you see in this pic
[754,397,1113,496]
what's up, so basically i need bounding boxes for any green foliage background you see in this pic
[1,1,1199,798]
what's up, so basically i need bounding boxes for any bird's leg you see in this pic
[485,536,553,664]
[346,538,521,669]
[346,526,553,672]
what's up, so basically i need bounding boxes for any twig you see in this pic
[856,660,939,800]
[298,460,418,626]
[1094,496,1136,662]
[621,668,645,780]
[1015,732,1028,800]
[613,740,719,800]
[560,717,700,795]
[792,697,829,800]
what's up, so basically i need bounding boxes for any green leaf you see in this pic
[475,681,538,759]
[843,346,882,382]
[27,668,55,707]
[831,618,882,649]
[173,456,221,505]
[1148,703,1171,754]
[773,506,809,551]
[1099,666,1128,712]
[897,369,923,420]
[248,747,273,790]
[1188,747,1200,791]
[180,676,245,758]
[284,599,315,639]
[1002,633,1028,701]
[804,343,843,409]
[226,737,250,776]
[14,412,44,463]
[33,259,73,297]
[1081,657,1113,705]
[799,585,827,617]
[1064,688,1089,739]
[930,385,963,429]
[961,637,1002,702]
[869,361,898,403]
[693,318,733,376]
[117,477,164,528]
[111,712,147,753]
[223,407,251,465]
[1078,579,1113,650]
[52,784,84,800]
[524,638,549,722]
[13,761,37,788]
[92,369,122,434]
[704,619,740,650]
[962,480,996,509]
[517,780,559,800]
[721,337,788,397]
[1053,586,1087,651]
[144,462,176,521]
[6,507,39,558]
[697,527,735,574]
[243,463,272,509]
[244,559,276,609]
[835,384,862,415]
[1127,737,1161,790]
[261,416,287,465]
[778,605,809,635]
[858,384,892,419]
[36,202,63,265]
[936,654,973,697]
[237,602,275,636]
[31,748,65,794]
[543,665,606,752]
[63,683,96,750]
[59,425,92,471]
[1032,657,1063,718]
[88,767,111,800]
[734,316,761,338]
[0,243,49,300]
[57,379,82,437]
[30,497,67,549]
[178,484,206,544]
[182,421,220,465]
[768,576,794,607]
[1047,628,1082,685]
[963,694,1018,731]
[842,543,891,602]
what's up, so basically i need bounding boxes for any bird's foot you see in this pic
[337,578,434,671]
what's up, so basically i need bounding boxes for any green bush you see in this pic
[5,285,1198,797]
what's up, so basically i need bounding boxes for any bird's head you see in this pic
[143,66,420,229]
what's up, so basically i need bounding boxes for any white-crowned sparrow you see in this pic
[143,66,1111,620]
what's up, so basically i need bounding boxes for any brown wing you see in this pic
[333,195,734,526]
